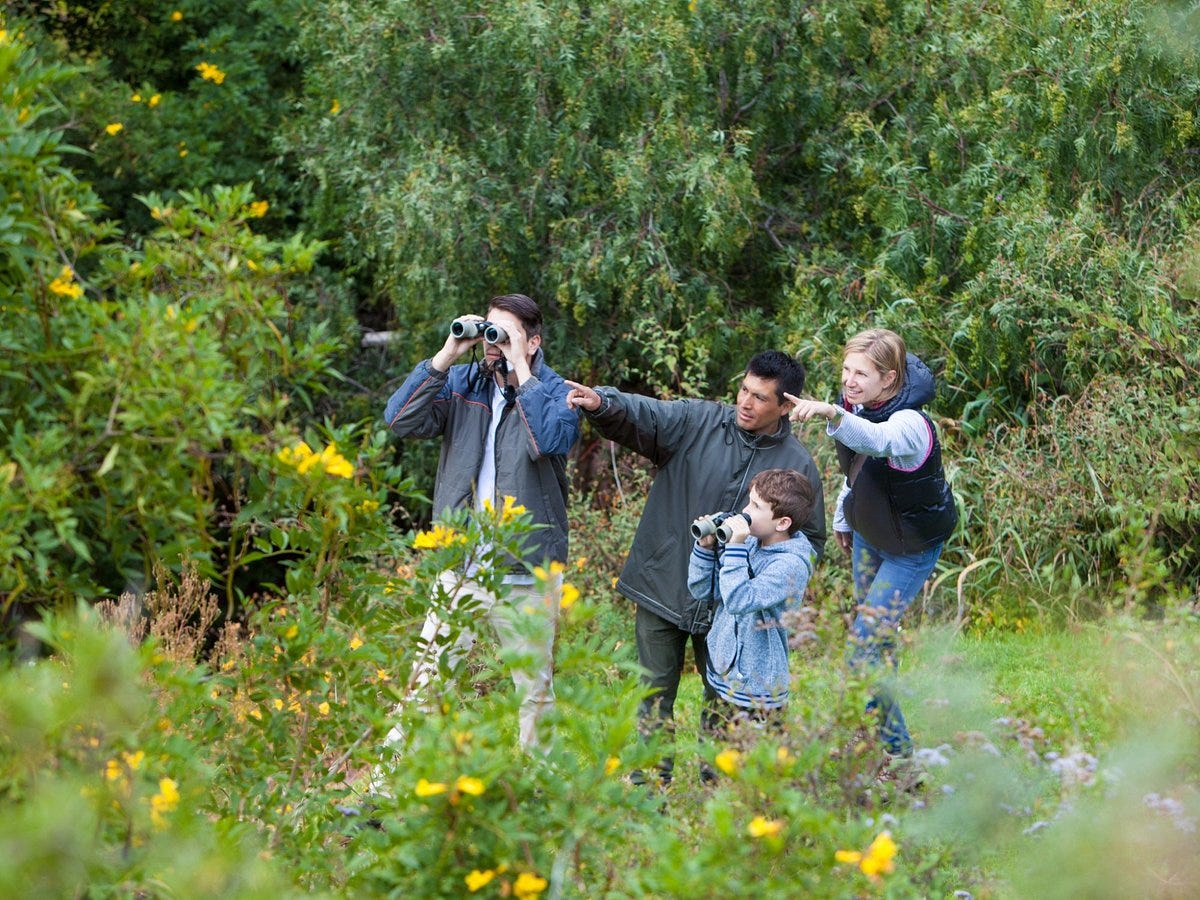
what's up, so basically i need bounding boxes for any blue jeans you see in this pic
[846,533,944,756]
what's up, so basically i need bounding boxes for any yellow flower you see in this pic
[513,872,548,899]
[105,122,123,135]
[48,266,83,298]
[196,62,226,85]
[532,560,565,581]
[131,93,142,102]
[776,746,792,764]
[413,524,465,550]
[148,94,161,108]
[357,499,380,514]
[860,831,897,878]
[454,731,473,750]
[465,869,495,892]
[605,756,620,775]
[248,200,269,218]
[318,443,354,478]
[349,634,363,651]
[170,10,183,21]
[415,778,448,797]
[329,98,341,115]
[122,750,145,770]
[455,775,485,796]
[748,816,783,838]
[836,831,897,881]
[559,582,580,609]
[104,759,122,781]
[273,698,284,711]
[375,668,391,682]
[574,556,588,570]
[714,748,740,776]
[277,441,314,467]
[500,495,526,522]
[150,777,179,829]
[284,624,298,639]
[318,701,330,716]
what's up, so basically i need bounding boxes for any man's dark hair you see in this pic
[488,293,543,339]
[745,350,806,401]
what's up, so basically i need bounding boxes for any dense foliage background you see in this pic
[1,1,1198,896]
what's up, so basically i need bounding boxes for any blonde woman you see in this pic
[787,329,957,759]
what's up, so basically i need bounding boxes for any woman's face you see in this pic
[841,351,897,407]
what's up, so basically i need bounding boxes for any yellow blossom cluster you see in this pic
[131,93,161,107]
[48,265,83,298]
[482,494,527,523]
[714,748,740,776]
[149,778,180,829]
[747,815,783,838]
[559,582,580,609]
[276,440,355,478]
[532,560,580,609]
[835,831,898,881]
[100,750,179,830]
[414,774,486,803]
[247,200,269,218]
[464,865,546,898]
[104,749,145,784]
[196,61,226,84]
[412,523,466,549]
[104,122,123,135]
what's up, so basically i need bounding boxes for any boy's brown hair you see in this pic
[749,468,815,533]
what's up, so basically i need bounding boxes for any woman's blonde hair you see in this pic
[843,328,906,402]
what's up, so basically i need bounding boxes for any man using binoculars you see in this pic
[383,293,579,754]
[565,350,826,784]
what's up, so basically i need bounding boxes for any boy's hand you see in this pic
[691,518,717,550]
[722,514,751,545]
[835,530,853,555]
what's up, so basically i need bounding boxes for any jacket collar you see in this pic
[726,407,791,448]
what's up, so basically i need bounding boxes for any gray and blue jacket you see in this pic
[688,534,814,709]
[384,350,580,568]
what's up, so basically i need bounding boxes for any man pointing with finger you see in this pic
[565,350,826,784]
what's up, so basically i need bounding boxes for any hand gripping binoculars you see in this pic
[451,319,509,344]
[690,511,751,544]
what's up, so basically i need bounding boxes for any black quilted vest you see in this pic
[835,354,958,555]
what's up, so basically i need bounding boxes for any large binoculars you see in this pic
[451,319,509,344]
[691,511,751,544]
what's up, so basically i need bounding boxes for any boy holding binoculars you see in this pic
[688,468,815,735]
